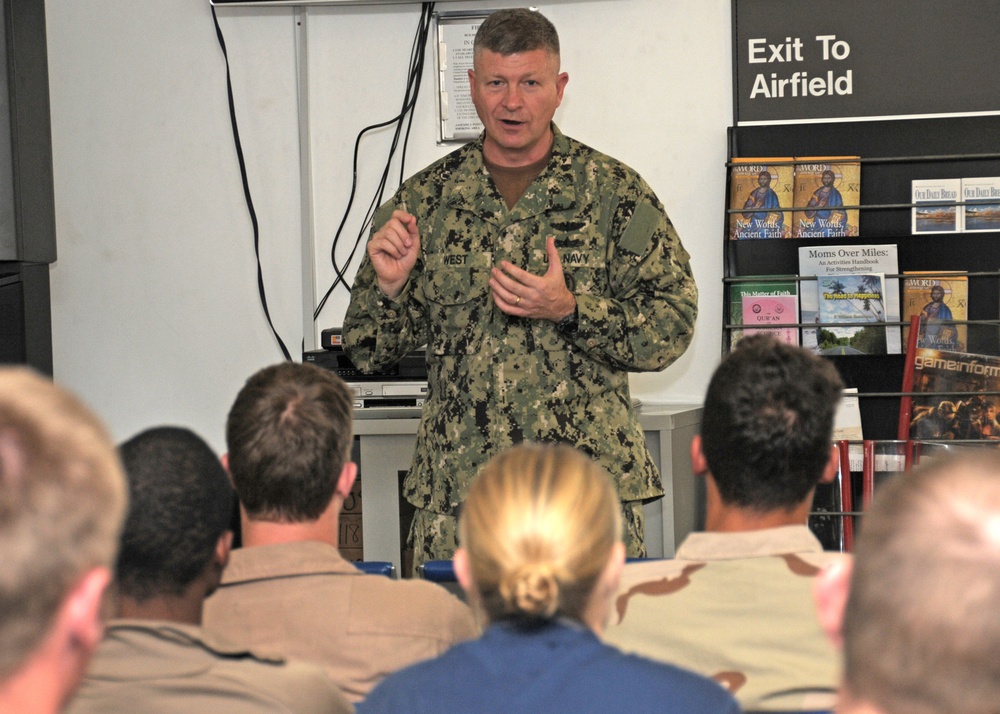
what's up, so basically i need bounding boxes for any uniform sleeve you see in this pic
[568,181,698,373]
[342,198,427,373]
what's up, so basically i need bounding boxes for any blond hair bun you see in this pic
[501,562,562,617]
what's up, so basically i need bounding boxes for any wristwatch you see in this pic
[555,305,579,335]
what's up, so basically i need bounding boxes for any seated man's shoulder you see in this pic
[349,574,477,637]
[207,644,353,714]
[617,557,702,592]
[67,623,352,714]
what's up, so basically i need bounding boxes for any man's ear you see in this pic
[820,444,839,484]
[220,453,237,490]
[690,435,709,477]
[601,540,626,594]
[60,566,113,659]
[215,530,233,570]
[335,462,358,500]
[453,547,473,595]
[813,557,853,648]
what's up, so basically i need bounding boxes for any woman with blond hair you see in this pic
[360,443,739,713]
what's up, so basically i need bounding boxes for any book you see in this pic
[816,273,887,354]
[728,158,794,239]
[902,271,968,352]
[834,387,864,442]
[908,347,1000,440]
[728,277,799,347]
[961,176,1000,232]
[798,244,901,354]
[912,178,962,234]
[792,156,861,238]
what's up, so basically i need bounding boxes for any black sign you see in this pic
[733,0,1000,124]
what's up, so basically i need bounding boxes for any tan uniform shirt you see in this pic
[603,525,847,712]
[203,541,479,702]
[65,620,352,714]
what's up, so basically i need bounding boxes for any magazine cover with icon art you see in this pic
[792,157,860,238]
[728,158,794,239]
[902,271,968,352]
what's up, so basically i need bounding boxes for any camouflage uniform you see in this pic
[603,525,846,712]
[343,126,697,563]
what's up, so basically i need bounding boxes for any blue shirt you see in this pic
[359,618,741,713]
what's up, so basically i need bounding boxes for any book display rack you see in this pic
[724,115,1000,440]
[724,116,1000,550]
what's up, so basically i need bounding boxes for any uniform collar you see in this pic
[674,525,825,560]
[218,540,361,586]
[446,124,577,221]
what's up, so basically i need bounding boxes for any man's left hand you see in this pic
[490,236,576,322]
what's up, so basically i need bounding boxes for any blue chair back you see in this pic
[354,560,396,578]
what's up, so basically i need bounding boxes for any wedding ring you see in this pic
[515,296,521,305]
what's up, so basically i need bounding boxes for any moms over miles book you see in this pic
[793,157,860,238]
[816,273,887,355]
[902,272,968,352]
[908,348,1000,440]
[798,244,901,354]
[729,277,799,347]
[962,176,1000,232]
[912,178,961,233]
[728,158,793,239]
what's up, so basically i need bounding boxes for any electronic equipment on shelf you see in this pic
[304,343,428,419]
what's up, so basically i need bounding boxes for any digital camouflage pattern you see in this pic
[343,126,698,557]
[410,498,647,565]
[603,526,846,712]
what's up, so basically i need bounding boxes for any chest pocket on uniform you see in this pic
[423,251,492,355]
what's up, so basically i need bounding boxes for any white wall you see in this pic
[45,0,732,452]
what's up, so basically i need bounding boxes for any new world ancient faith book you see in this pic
[902,271,968,352]
[728,158,794,239]
[793,157,860,238]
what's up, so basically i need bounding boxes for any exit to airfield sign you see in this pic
[733,0,1000,124]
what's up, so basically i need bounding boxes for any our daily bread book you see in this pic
[961,176,1000,232]
[912,178,961,234]
[792,156,860,238]
[728,158,794,239]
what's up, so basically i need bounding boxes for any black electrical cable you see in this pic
[313,2,436,321]
[212,6,292,361]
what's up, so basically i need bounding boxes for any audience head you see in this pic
[0,367,126,706]
[455,443,624,628]
[699,334,844,511]
[829,452,1000,714]
[226,362,354,523]
[473,7,560,60]
[116,426,234,603]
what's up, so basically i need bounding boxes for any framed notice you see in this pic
[435,11,488,143]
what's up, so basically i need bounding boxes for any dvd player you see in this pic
[303,347,427,382]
